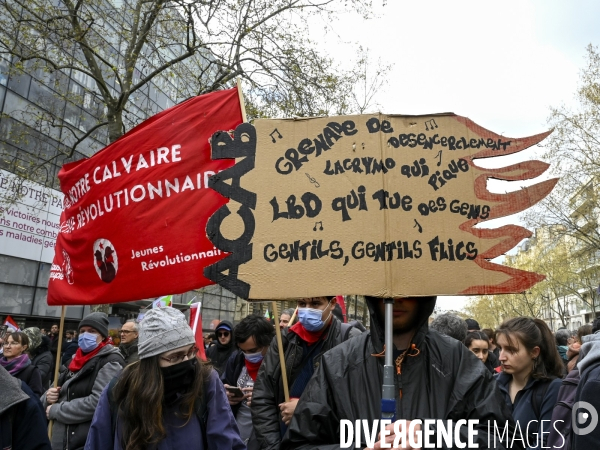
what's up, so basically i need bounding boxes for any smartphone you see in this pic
[226,386,245,398]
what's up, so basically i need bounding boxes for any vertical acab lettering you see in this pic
[205,123,257,299]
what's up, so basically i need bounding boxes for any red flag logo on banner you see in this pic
[48,88,242,305]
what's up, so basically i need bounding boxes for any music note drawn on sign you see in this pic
[413,219,423,234]
[435,150,442,167]
[425,119,438,131]
[313,221,323,231]
[269,128,283,143]
[305,173,320,188]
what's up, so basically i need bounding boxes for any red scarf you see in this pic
[244,359,262,381]
[289,322,329,346]
[68,339,110,373]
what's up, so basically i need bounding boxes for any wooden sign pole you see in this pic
[271,301,290,402]
[48,305,66,438]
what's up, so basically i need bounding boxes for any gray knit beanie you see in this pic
[138,307,195,359]
[79,312,109,338]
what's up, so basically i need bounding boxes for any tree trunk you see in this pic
[90,108,123,316]
[107,109,124,143]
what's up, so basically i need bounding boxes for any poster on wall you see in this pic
[204,114,558,300]
[0,169,63,264]
[47,88,243,306]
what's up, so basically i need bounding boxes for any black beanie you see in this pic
[465,318,480,331]
[78,312,109,338]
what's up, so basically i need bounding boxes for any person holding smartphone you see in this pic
[222,315,275,450]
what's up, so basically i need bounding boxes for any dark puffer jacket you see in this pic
[251,315,360,450]
[282,297,520,450]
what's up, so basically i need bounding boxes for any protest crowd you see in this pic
[1,297,599,450]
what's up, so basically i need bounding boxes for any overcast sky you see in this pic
[317,0,600,311]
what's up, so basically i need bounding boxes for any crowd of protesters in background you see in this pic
[2,299,600,450]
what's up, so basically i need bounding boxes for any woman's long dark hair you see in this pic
[496,317,563,380]
[113,356,212,450]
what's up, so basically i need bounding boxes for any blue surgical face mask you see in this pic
[244,350,264,364]
[78,332,100,352]
[298,303,332,332]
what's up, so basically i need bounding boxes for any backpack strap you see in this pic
[341,322,353,342]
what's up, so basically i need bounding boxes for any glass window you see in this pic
[31,288,83,319]
[0,56,9,86]
[203,293,220,309]
[0,255,38,286]
[201,308,221,330]
[7,72,31,98]
[0,141,19,171]
[0,283,34,314]
[29,79,65,116]
[37,263,51,287]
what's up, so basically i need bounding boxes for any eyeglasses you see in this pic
[160,346,197,364]
[2,341,21,347]
[119,330,135,334]
[217,331,230,338]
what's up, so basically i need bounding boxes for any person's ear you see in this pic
[531,346,541,359]
[329,296,337,309]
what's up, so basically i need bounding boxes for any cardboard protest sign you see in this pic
[204,114,557,300]
[48,88,242,305]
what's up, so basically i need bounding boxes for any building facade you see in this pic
[0,1,233,332]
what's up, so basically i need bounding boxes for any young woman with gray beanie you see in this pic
[86,307,246,450]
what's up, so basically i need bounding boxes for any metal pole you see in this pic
[381,299,396,421]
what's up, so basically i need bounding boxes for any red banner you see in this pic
[48,88,242,305]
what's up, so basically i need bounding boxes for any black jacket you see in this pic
[251,315,356,450]
[61,341,79,366]
[32,336,54,389]
[282,297,520,450]
[118,338,139,365]
[0,366,51,450]
[206,321,235,374]
[221,350,245,416]
[14,364,43,397]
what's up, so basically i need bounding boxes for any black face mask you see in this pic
[160,358,197,404]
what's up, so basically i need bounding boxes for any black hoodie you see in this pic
[206,320,235,374]
[282,297,522,450]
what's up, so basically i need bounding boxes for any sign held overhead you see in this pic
[205,113,557,300]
